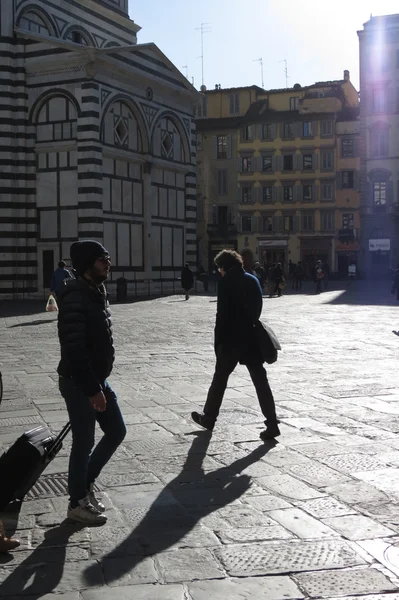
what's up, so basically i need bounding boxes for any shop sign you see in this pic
[369,239,390,252]
[258,240,288,248]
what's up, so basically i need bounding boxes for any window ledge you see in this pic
[301,136,315,141]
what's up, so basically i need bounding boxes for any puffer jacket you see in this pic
[57,277,114,397]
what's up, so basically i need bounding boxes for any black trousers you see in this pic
[203,350,277,426]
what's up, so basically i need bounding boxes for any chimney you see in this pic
[344,70,350,82]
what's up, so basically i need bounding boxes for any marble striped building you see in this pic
[0,0,198,297]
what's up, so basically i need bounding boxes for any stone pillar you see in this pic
[77,76,103,241]
[143,162,153,278]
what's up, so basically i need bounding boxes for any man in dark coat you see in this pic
[191,249,280,440]
[57,241,126,525]
[181,263,194,300]
[273,262,284,297]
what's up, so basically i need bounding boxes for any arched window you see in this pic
[102,101,143,152]
[153,117,185,162]
[66,30,90,46]
[19,11,52,36]
[36,96,77,142]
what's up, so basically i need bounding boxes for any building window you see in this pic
[321,212,335,231]
[283,123,294,138]
[262,124,273,139]
[195,96,207,118]
[302,214,314,231]
[303,122,313,137]
[342,213,354,228]
[284,215,294,232]
[241,187,253,203]
[303,154,313,170]
[242,216,252,232]
[262,186,273,202]
[217,169,227,195]
[342,138,354,157]
[371,130,388,157]
[283,155,294,171]
[262,216,273,232]
[321,120,333,136]
[161,130,174,159]
[217,135,227,159]
[242,125,254,141]
[262,156,272,172]
[290,97,299,110]
[322,182,333,200]
[321,150,334,170]
[342,171,354,189]
[19,11,51,35]
[196,133,203,152]
[241,156,253,172]
[373,181,386,211]
[229,93,240,115]
[372,88,386,113]
[283,185,293,201]
[303,185,312,201]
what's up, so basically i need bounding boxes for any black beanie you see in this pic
[70,240,109,276]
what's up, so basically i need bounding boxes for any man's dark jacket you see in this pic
[57,278,114,397]
[214,266,263,364]
[181,266,194,290]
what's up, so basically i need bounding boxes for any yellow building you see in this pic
[196,73,360,276]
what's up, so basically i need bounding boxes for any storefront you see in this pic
[258,240,288,270]
[335,241,361,275]
[300,237,332,279]
[369,238,391,275]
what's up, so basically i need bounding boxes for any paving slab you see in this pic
[2,286,399,596]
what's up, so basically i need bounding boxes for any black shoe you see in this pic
[260,424,281,441]
[191,411,214,431]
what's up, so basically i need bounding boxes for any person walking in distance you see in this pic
[315,260,326,294]
[273,262,284,297]
[50,261,72,301]
[294,261,305,291]
[191,250,280,441]
[181,263,194,300]
[57,241,126,525]
[254,262,265,293]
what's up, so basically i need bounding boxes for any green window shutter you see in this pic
[279,123,285,138]
[250,125,255,139]
[237,157,242,172]
[293,215,300,232]
[387,180,394,203]
[237,187,242,203]
[336,172,342,190]
[211,136,217,159]
[354,170,360,190]
[272,216,278,231]
[353,136,360,157]
[251,215,258,232]
[271,155,277,172]
[278,216,284,232]
[313,184,318,202]
[272,186,277,202]
[331,152,335,170]
[296,154,303,170]
[226,134,232,159]
[277,185,283,202]
[295,122,302,137]
[237,216,242,232]
[271,123,277,139]
[295,185,302,202]
[312,120,319,136]
[258,124,263,139]
[240,127,246,141]
[312,152,318,170]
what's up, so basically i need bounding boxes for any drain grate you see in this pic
[27,473,101,499]
[0,415,43,427]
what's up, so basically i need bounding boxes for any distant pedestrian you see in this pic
[267,264,275,298]
[391,265,399,300]
[294,261,305,291]
[191,250,280,440]
[273,262,284,297]
[315,260,326,294]
[50,261,72,300]
[181,263,194,300]
[58,241,126,525]
[254,262,265,292]
[288,259,295,280]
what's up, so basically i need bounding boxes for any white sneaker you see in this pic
[67,496,107,525]
[88,483,105,513]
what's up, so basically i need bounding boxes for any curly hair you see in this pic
[214,249,243,271]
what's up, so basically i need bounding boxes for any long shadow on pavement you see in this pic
[83,431,275,587]
[0,521,87,598]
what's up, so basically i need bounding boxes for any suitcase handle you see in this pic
[47,422,71,456]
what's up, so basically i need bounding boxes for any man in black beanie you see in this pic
[57,240,126,525]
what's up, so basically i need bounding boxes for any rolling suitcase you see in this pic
[0,422,71,509]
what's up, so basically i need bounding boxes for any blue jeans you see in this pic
[59,377,126,506]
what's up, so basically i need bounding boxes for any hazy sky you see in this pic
[129,0,398,92]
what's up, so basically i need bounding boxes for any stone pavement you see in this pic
[1,281,399,599]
